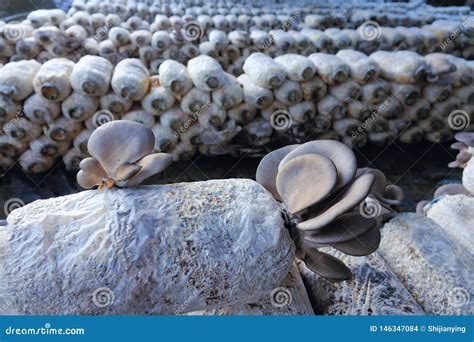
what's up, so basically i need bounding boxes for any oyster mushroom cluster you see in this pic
[256,139,403,281]
[417,131,474,213]
[76,120,172,189]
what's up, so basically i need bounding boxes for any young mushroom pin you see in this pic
[76,121,173,189]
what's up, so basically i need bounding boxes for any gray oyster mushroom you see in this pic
[256,140,402,281]
[77,121,172,189]
[417,132,474,214]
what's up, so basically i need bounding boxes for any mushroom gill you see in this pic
[255,139,403,281]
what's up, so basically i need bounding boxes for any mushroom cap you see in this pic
[279,140,357,189]
[454,132,474,146]
[382,184,404,205]
[79,157,107,178]
[332,226,381,256]
[448,150,472,168]
[76,169,100,189]
[304,249,351,281]
[303,212,376,245]
[126,152,173,186]
[298,173,375,231]
[276,154,338,213]
[433,183,470,197]
[451,141,467,151]
[416,200,430,214]
[87,121,155,176]
[255,144,300,200]
[356,167,386,196]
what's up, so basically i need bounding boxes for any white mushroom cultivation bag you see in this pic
[0,179,294,315]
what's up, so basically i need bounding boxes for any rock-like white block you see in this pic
[379,213,473,315]
[298,252,424,315]
[0,179,294,315]
[426,194,474,253]
[187,264,314,315]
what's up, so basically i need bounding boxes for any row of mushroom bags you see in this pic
[0,0,473,175]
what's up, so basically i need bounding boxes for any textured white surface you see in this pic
[187,263,314,315]
[298,252,423,315]
[426,194,474,253]
[462,158,474,195]
[0,179,294,315]
[379,213,473,315]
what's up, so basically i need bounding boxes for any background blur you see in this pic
[1,0,473,19]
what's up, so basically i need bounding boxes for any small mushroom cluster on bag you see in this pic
[416,131,474,214]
